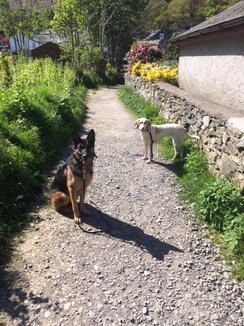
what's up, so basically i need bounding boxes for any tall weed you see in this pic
[198,179,244,257]
[198,179,243,231]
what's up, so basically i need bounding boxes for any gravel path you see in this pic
[0,87,243,326]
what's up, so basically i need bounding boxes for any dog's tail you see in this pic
[188,134,200,140]
[51,191,70,211]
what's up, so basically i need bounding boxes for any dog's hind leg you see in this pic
[172,137,184,159]
[51,191,70,211]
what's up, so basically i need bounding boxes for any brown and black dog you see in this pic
[50,129,95,224]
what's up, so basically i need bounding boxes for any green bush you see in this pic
[82,72,103,89]
[105,67,124,85]
[0,53,12,88]
[184,146,209,174]
[178,143,215,204]
[224,215,244,253]
[166,32,180,61]
[198,179,243,230]
[198,179,244,254]
[80,45,105,77]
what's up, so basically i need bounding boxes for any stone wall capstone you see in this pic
[125,74,244,190]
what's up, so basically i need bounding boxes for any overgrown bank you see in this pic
[0,56,88,258]
[120,86,244,281]
[0,55,122,259]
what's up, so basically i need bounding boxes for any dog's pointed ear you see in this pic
[134,119,139,129]
[72,132,81,148]
[87,129,95,147]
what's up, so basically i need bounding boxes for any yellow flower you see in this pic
[131,62,178,85]
[132,61,144,76]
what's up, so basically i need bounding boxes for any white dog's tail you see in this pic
[188,134,200,140]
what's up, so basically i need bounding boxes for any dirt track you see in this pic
[0,87,243,326]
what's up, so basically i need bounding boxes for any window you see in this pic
[159,33,164,40]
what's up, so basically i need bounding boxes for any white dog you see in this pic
[134,118,199,162]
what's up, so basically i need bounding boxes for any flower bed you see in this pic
[131,61,178,86]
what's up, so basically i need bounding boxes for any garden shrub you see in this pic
[127,41,164,69]
[82,72,103,89]
[81,67,123,88]
[0,53,12,88]
[105,67,124,85]
[127,40,178,86]
[80,45,105,77]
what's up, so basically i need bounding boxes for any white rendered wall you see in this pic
[178,28,244,110]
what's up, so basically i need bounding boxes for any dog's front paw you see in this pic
[146,159,152,164]
[74,216,82,224]
[142,155,149,160]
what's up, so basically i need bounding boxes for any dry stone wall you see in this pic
[125,74,244,190]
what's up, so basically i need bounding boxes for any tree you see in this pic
[135,0,168,34]
[51,0,85,61]
[202,0,239,19]
[136,0,240,36]
[155,0,206,32]
[52,0,146,67]
[103,0,146,66]
[0,0,51,54]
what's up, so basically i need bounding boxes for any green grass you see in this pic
[120,85,244,281]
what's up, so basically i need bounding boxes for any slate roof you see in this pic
[31,42,61,60]
[144,30,161,40]
[31,29,65,44]
[170,1,244,43]
[9,0,53,8]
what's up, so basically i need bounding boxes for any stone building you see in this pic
[170,1,244,111]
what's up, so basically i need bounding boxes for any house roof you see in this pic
[9,0,53,9]
[142,40,161,45]
[170,1,244,43]
[30,29,65,44]
[144,30,161,41]
[31,41,61,60]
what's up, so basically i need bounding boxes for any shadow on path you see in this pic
[77,204,184,262]
[151,159,186,178]
[0,275,50,325]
